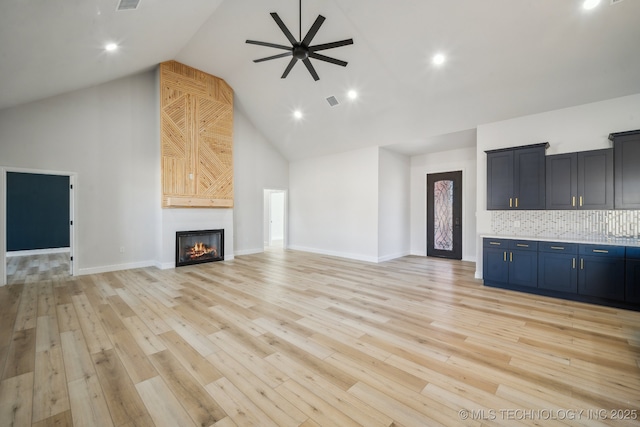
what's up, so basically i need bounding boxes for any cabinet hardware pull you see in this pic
[580,258,584,269]
[510,252,513,262]
[515,198,518,208]
[516,244,529,247]
[572,258,576,269]
[550,246,565,250]
[489,242,501,245]
[509,198,513,208]
[572,196,576,207]
[580,196,583,207]
[592,249,609,253]
[504,251,507,262]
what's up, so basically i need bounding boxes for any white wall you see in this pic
[378,148,411,261]
[410,146,477,261]
[0,71,159,275]
[476,92,640,277]
[289,146,379,262]
[233,104,289,255]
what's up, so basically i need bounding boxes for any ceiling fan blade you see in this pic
[309,52,348,67]
[302,58,320,81]
[301,15,326,46]
[270,12,298,45]
[246,40,292,51]
[254,51,293,63]
[281,57,298,79]
[309,38,354,52]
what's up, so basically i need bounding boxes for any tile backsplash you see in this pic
[491,210,640,240]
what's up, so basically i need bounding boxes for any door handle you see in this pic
[580,196,583,207]
[504,251,507,262]
[515,198,518,208]
[510,252,513,262]
[572,196,576,207]
[509,198,513,208]
[572,258,576,269]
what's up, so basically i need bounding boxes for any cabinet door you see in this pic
[538,252,578,292]
[509,250,538,288]
[514,146,546,210]
[626,259,640,303]
[578,256,625,300]
[577,149,613,210]
[546,153,577,210]
[483,247,509,284]
[613,132,640,209]
[486,151,513,210]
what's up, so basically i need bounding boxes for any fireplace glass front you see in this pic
[175,229,224,267]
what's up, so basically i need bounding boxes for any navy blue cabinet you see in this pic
[626,247,640,304]
[538,242,578,293]
[483,238,637,310]
[486,143,547,210]
[483,239,509,284]
[483,238,537,289]
[610,130,640,209]
[546,149,613,210]
[577,245,625,301]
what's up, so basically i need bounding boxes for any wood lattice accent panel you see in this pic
[160,61,234,208]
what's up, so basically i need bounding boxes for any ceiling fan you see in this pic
[246,0,354,81]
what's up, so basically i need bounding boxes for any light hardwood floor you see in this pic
[1,250,639,426]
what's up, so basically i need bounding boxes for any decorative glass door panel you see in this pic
[427,171,462,260]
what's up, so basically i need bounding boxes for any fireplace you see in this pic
[175,229,224,267]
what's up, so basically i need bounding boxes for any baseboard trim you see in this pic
[78,260,157,276]
[288,245,379,263]
[7,247,70,257]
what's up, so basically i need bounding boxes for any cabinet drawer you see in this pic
[483,238,509,248]
[626,246,640,260]
[579,244,625,257]
[508,240,537,251]
[539,241,578,254]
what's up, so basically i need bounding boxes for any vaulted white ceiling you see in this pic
[1,0,639,160]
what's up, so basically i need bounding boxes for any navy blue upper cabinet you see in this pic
[546,149,613,210]
[486,143,547,210]
[610,129,640,209]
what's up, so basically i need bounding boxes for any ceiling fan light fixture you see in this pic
[246,0,353,81]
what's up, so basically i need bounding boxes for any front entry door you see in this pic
[427,171,462,260]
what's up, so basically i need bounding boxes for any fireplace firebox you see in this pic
[175,229,224,267]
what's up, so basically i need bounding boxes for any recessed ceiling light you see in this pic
[582,0,601,10]
[347,90,358,100]
[432,53,446,66]
[293,110,303,120]
[105,43,118,52]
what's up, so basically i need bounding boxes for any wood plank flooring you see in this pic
[1,250,639,426]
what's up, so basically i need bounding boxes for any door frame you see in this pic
[426,170,462,260]
[263,189,288,249]
[1,167,78,285]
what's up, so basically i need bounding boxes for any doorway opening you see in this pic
[427,171,462,260]
[264,189,287,250]
[2,168,76,286]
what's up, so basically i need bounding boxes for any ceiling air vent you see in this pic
[326,96,339,107]
[117,0,140,11]
[610,0,624,4]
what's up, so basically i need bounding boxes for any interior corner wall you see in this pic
[410,146,477,262]
[378,148,411,261]
[0,70,159,275]
[476,92,640,278]
[289,146,379,262]
[232,103,289,256]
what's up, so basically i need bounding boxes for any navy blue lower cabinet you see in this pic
[483,238,537,289]
[578,245,625,301]
[483,239,509,285]
[625,247,640,303]
[538,242,578,293]
[508,240,538,288]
